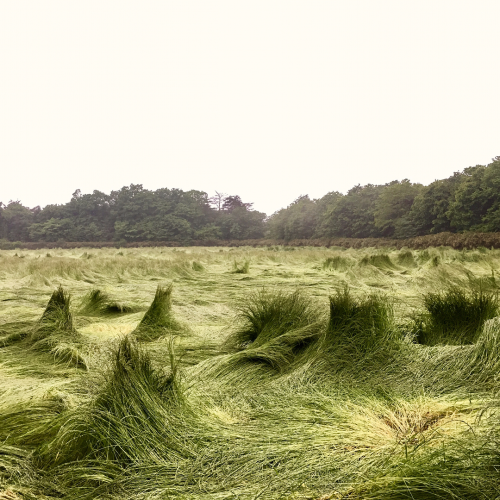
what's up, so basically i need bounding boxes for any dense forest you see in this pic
[1,156,499,243]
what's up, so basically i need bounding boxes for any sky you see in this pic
[1,1,499,216]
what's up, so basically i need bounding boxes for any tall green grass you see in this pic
[418,287,498,345]
[133,284,183,341]
[79,289,134,315]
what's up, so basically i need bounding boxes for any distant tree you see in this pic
[0,202,6,240]
[222,195,253,212]
[374,180,423,238]
[313,191,344,237]
[448,158,500,232]
[208,191,227,211]
[268,195,320,241]
[2,201,34,241]
[406,174,462,236]
[321,184,384,238]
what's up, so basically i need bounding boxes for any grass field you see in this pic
[1,245,500,499]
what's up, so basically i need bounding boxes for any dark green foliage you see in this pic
[133,284,183,341]
[418,287,499,345]
[79,289,134,316]
[267,195,321,241]
[374,179,423,238]
[322,184,385,238]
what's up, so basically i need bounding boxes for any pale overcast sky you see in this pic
[1,1,499,215]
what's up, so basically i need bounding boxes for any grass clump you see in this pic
[322,255,353,271]
[29,286,76,344]
[396,249,417,268]
[42,335,185,473]
[232,259,250,274]
[79,289,134,316]
[226,289,319,351]
[220,289,324,372]
[0,286,89,367]
[133,284,183,341]
[26,286,87,368]
[191,260,205,271]
[359,253,398,270]
[325,287,396,354]
[418,287,499,345]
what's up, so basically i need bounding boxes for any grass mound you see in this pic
[42,335,186,473]
[418,287,499,345]
[328,287,393,335]
[191,260,205,271]
[27,286,87,368]
[0,286,87,367]
[232,259,250,274]
[322,255,353,271]
[133,284,183,341]
[360,253,398,270]
[79,289,134,316]
[221,289,324,372]
[311,288,402,382]
[30,286,75,344]
[396,249,417,268]
[225,289,319,350]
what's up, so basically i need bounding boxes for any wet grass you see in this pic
[1,246,500,499]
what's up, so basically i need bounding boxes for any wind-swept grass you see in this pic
[79,289,134,316]
[30,286,75,344]
[3,247,500,499]
[133,284,183,341]
[37,335,190,494]
[418,287,499,345]
[225,289,319,351]
[360,253,398,270]
[322,255,354,271]
[231,259,250,274]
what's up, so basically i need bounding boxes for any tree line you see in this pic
[0,186,266,243]
[268,156,500,240]
[1,156,499,243]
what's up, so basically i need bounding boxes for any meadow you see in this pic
[1,245,500,499]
